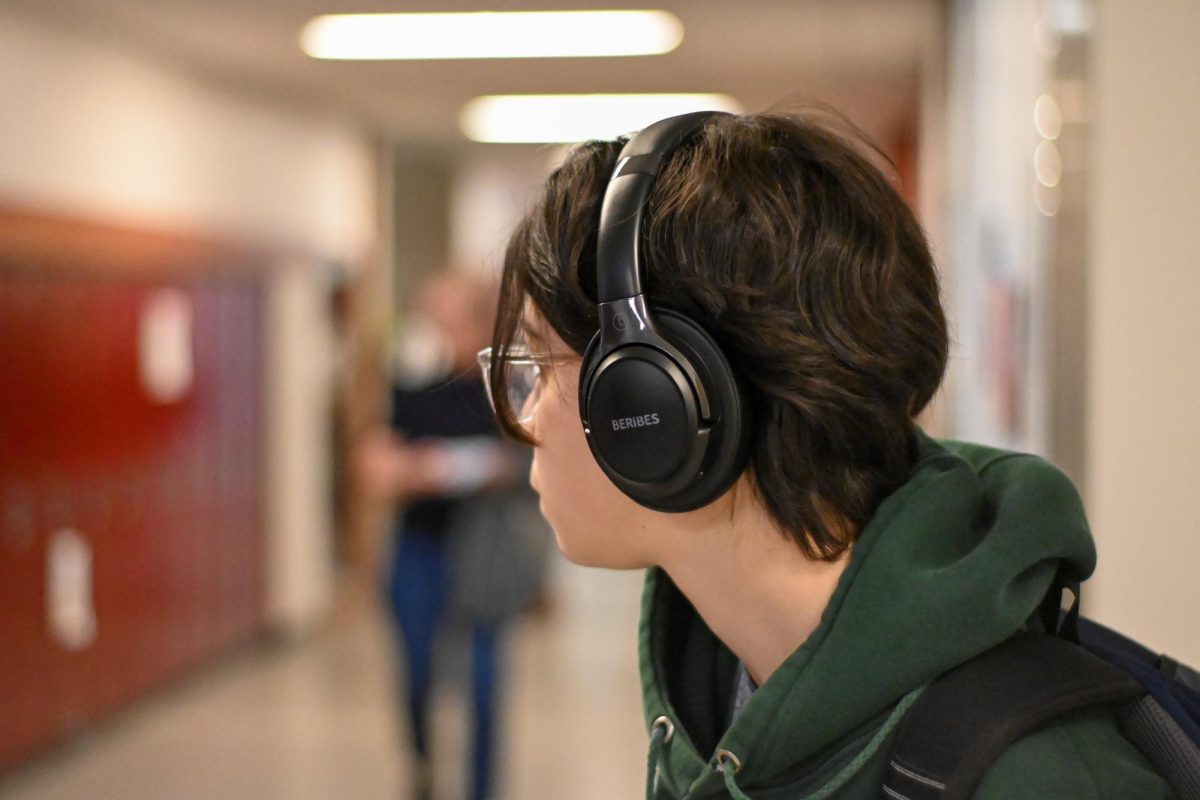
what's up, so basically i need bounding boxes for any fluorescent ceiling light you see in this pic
[300,10,683,60]
[460,94,743,143]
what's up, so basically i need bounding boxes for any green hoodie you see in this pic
[640,435,1174,799]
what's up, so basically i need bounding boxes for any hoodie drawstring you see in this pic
[646,716,675,800]
[714,685,925,800]
[648,687,924,800]
[718,749,752,800]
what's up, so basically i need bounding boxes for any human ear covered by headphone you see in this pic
[577,111,755,512]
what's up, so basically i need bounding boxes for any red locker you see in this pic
[0,210,267,773]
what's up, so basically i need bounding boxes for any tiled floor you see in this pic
[1,557,648,800]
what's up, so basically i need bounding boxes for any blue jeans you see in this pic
[387,529,502,800]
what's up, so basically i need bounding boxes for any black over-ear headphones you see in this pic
[578,111,754,512]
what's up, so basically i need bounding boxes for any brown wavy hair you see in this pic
[488,111,948,560]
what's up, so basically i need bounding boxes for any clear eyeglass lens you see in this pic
[477,347,542,427]
[508,362,541,423]
[477,348,497,415]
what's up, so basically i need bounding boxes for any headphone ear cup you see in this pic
[638,309,755,511]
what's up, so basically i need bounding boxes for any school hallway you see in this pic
[3,1,1199,798]
[0,560,648,800]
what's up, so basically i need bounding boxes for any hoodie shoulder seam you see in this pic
[972,451,1033,475]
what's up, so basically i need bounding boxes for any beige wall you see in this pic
[0,11,381,636]
[1086,2,1200,663]
[0,11,376,263]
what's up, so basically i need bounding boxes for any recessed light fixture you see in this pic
[460,94,742,143]
[300,10,683,60]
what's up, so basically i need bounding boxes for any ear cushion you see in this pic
[649,309,755,511]
[577,309,755,511]
[578,329,603,417]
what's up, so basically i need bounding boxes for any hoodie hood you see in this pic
[639,434,1096,798]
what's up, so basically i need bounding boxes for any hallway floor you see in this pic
[1,558,648,800]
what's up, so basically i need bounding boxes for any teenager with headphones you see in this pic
[476,112,1174,799]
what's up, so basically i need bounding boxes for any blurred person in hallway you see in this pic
[357,270,551,800]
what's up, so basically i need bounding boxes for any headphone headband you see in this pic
[579,109,753,512]
[595,111,729,303]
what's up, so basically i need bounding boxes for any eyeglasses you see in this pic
[476,346,576,428]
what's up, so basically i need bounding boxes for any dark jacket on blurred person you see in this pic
[640,435,1175,799]
[389,371,500,538]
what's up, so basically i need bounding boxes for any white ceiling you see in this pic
[4,0,941,146]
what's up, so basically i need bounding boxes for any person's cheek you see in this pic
[523,385,540,484]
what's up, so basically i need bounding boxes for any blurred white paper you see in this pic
[139,288,194,403]
[46,527,98,651]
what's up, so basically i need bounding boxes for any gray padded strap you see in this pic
[1116,696,1200,800]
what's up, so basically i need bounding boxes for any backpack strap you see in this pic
[882,632,1143,800]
